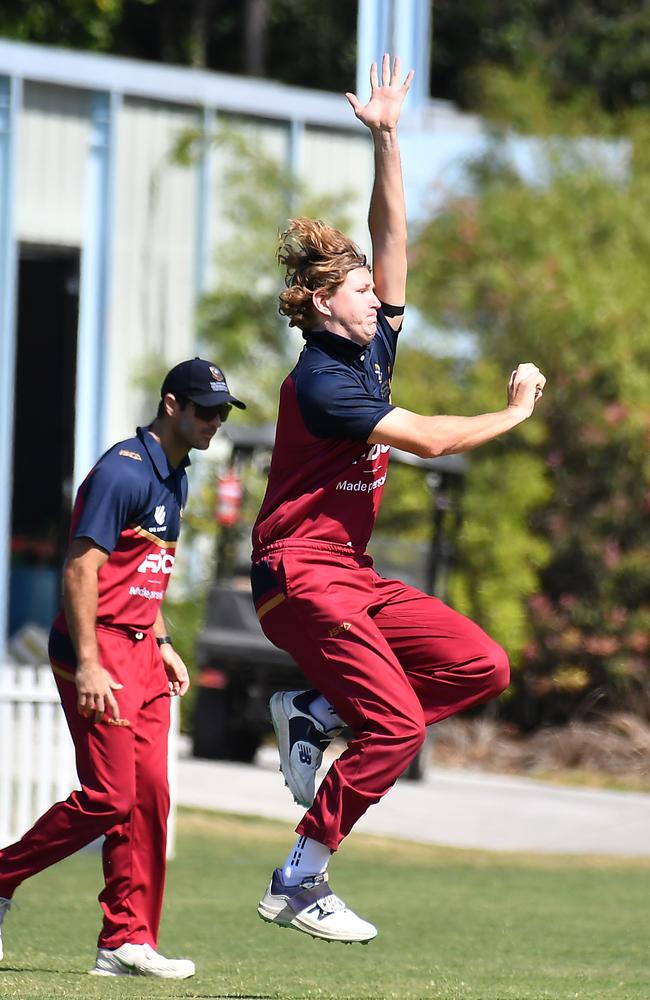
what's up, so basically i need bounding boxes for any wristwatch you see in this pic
[156,635,173,647]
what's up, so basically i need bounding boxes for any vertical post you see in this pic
[0,75,21,661]
[74,90,119,490]
[287,117,304,213]
[356,0,389,102]
[194,105,216,304]
[356,0,431,109]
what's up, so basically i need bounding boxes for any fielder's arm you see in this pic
[345,54,414,323]
[369,363,546,458]
[62,538,126,723]
[153,608,190,697]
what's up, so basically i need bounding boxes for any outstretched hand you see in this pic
[345,53,414,133]
[508,363,546,418]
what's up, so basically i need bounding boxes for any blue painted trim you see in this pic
[0,38,364,132]
[0,75,21,658]
[287,118,304,213]
[194,105,215,302]
[356,0,431,110]
[74,90,118,490]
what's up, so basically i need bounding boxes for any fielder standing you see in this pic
[251,56,546,943]
[0,358,245,976]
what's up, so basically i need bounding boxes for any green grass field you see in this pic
[0,808,648,1000]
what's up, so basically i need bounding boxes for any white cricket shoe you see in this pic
[258,868,377,944]
[269,690,332,808]
[89,942,195,978]
[0,897,11,961]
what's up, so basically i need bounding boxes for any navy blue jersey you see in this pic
[53,426,189,631]
[253,308,399,553]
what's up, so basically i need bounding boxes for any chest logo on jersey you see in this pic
[137,551,175,575]
[336,443,389,495]
[373,363,383,384]
[154,505,166,526]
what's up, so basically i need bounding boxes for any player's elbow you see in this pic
[413,438,448,460]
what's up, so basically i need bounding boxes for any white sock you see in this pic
[282,836,331,884]
[309,695,343,734]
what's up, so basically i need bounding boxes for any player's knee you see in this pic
[389,714,426,758]
[80,784,135,824]
[106,789,136,823]
[486,642,510,697]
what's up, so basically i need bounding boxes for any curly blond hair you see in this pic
[278,218,368,330]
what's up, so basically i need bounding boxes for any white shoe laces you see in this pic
[318,892,346,914]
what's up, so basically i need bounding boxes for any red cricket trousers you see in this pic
[253,540,510,852]
[0,625,170,949]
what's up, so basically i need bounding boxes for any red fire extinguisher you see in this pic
[216,470,243,527]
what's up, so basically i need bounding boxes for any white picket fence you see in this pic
[0,664,179,856]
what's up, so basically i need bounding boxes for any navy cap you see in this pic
[161,357,246,410]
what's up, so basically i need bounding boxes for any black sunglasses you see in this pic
[191,401,232,423]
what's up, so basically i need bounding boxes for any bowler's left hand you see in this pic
[160,644,191,697]
[345,54,414,133]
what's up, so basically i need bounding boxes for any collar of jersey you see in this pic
[303,328,367,363]
[137,426,191,479]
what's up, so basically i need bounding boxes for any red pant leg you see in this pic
[255,545,509,851]
[0,634,142,898]
[256,547,427,851]
[371,577,510,723]
[98,653,170,949]
[0,628,169,953]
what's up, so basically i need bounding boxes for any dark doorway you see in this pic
[9,247,79,635]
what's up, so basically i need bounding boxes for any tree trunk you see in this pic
[188,0,217,69]
[243,0,269,76]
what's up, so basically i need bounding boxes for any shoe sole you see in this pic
[257,902,376,944]
[89,966,194,979]
[268,693,313,808]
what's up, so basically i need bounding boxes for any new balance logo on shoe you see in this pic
[269,690,333,808]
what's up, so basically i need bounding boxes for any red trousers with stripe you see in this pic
[253,541,510,852]
[0,626,170,949]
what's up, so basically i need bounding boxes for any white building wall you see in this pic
[15,82,89,246]
[108,97,199,439]
[300,128,373,252]
[207,115,289,289]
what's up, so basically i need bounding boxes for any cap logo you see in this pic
[209,366,225,382]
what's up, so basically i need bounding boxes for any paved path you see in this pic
[176,745,650,857]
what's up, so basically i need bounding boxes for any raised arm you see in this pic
[369,364,547,457]
[346,54,414,319]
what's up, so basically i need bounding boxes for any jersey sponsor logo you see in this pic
[154,505,166,526]
[128,585,164,600]
[352,443,390,466]
[118,449,142,461]
[335,473,387,494]
[136,551,175,575]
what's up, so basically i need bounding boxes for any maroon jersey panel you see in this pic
[53,427,188,633]
[253,309,399,553]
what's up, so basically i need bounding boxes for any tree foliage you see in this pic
[432,1,650,116]
[410,114,650,725]
[0,0,357,91]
